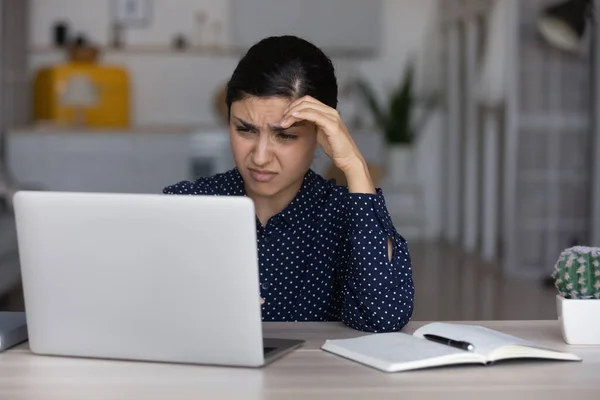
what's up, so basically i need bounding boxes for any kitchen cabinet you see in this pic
[5,125,234,195]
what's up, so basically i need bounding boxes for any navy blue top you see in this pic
[163,168,414,332]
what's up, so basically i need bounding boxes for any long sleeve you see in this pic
[336,190,415,333]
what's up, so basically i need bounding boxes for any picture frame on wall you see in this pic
[111,0,152,28]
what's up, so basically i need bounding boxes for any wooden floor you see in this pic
[0,214,558,320]
[409,241,558,321]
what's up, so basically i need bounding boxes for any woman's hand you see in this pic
[280,96,363,173]
[280,96,375,194]
[282,96,389,257]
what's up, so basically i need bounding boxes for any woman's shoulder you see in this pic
[162,168,244,196]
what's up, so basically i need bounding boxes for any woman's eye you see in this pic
[278,133,297,141]
[236,126,253,133]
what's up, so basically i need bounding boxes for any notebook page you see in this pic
[322,331,475,368]
[413,323,535,358]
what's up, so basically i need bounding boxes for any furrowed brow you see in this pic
[233,117,257,130]
[270,121,306,133]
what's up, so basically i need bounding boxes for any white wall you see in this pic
[29,0,237,127]
[27,0,443,240]
[30,0,231,47]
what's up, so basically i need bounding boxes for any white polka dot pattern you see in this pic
[163,168,414,332]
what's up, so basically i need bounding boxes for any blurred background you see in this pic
[0,0,597,322]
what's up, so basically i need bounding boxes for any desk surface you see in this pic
[1,320,598,399]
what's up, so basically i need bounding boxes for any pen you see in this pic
[423,334,475,352]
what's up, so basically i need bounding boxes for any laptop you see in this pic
[12,190,304,367]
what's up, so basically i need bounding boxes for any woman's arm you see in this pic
[279,96,414,331]
[335,157,415,333]
[342,156,394,259]
[335,191,415,333]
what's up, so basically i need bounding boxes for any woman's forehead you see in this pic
[231,96,292,115]
[230,97,292,127]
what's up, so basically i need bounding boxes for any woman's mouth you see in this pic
[248,168,278,182]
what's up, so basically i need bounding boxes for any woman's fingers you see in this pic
[281,107,338,133]
[283,96,338,118]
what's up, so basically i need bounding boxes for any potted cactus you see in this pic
[552,246,600,345]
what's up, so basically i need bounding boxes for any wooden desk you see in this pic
[0,321,598,399]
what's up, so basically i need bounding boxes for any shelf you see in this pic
[8,122,218,135]
[30,44,376,59]
[30,44,243,57]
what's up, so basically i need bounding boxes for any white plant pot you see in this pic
[387,144,413,185]
[556,294,600,345]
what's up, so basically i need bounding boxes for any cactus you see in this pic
[552,246,600,299]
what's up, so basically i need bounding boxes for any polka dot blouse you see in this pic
[163,168,414,332]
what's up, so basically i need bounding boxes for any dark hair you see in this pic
[225,35,338,117]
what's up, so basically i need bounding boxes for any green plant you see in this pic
[354,61,438,145]
[552,246,600,299]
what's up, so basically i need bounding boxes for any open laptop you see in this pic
[12,190,304,367]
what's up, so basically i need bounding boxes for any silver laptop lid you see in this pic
[13,191,266,367]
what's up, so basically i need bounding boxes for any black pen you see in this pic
[423,334,475,352]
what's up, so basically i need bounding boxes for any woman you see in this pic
[164,35,414,333]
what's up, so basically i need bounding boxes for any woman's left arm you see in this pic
[281,95,415,333]
[338,159,415,333]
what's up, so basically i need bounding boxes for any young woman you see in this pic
[164,35,414,333]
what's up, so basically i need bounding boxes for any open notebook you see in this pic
[321,322,581,372]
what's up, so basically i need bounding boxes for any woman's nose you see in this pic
[251,134,273,166]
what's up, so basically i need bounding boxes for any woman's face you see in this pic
[229,96,318,199]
